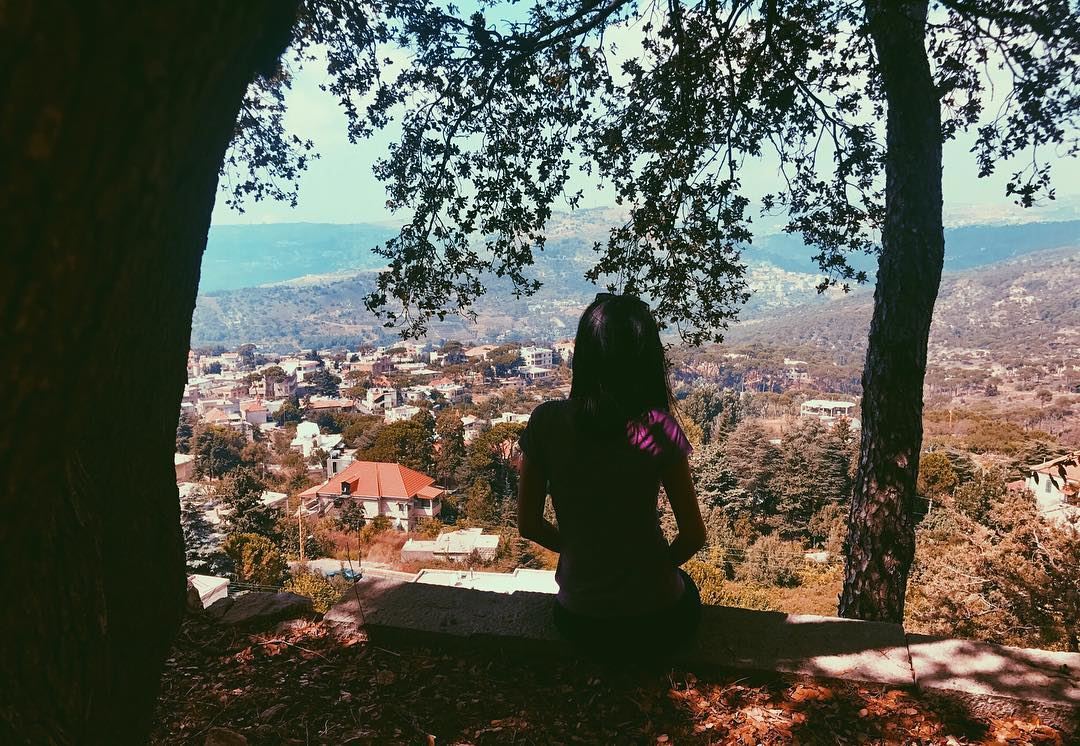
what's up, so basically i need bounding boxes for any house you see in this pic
[385,404,422,423]
[1025,451,1080,527]
[239,399,268,426]
[290,421,344,458]
[493,411,531,425]
[461,414,488,444]
[201,406,246,431]
[403,386,435,404]
[433,382,467,404]
[260,490,289,510]
[298,460,445,530]
[276,358,319,381]
[520,345,554,368]
[554,340,575,366]
[347,355,393,376]
[403,340,430,360]
[326,445,357,477]
[464,344,498,360]
[365,387,399,411]
[306,396,357,415]
[249,370,297,399]
[521,365,554,382]
[400,528,501,563]
[784,358,810,383]
[197,398,238,416]
[799,399,856,421]
[174,453,196,482]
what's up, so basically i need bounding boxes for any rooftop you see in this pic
[300,460,441,500]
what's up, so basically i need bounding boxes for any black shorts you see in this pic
[552,568,702,658]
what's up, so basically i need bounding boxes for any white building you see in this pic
[521,365,555,382]
[554,340,575,366]
[365,387,399,411]
[403,340,430,360]
[461,414,488,444]
[290,421,344,458]
[404,386,435,403]
[239,399,268,426]
[799,399,856,421]
[385,404,422,423]
[784,358,810,383]
[520,346,554,368]
[1025,451,1080,527]
[493,412,531,425]
[433,382,467,404]
[400,528,501,563]
[260,490,289,510]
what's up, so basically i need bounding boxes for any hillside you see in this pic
[726,246,1080,365]
[191,218,1079,349]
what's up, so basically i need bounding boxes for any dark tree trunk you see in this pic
[839,0,944,623]
[0,2,297,741]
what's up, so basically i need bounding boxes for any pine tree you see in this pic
[434,409,469,488]
[219,467,277,538]
[721,421,781,518]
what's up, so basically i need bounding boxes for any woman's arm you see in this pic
[661,454,707,566]
[517,453,561,552]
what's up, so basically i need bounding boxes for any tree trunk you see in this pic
[839,0,943,623]
[0,2,297,741]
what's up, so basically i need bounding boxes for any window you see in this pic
[1046,478,1052,494]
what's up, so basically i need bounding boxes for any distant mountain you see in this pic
[749,220,1079,276]
[199,223,397,292]
[191,217,1079,350]
[725,246,1080,364]
[201,216,1078,293]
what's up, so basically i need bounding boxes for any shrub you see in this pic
[683,559,779,611]
[285,566,348,613]
[414,517,444,538]
[223,533,287,586]
[734,535,803,587]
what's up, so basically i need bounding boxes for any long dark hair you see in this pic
[569,293,673,433]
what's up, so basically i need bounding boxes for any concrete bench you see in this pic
[325,575,1079,733]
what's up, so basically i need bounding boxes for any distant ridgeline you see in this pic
[199,223,398,293]
[191,219,1079,350]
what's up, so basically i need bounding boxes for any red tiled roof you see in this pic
[300,461,437,500]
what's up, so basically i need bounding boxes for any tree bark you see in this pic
[839,0,944,623]
[0,2,298,741]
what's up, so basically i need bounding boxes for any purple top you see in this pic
[519,400,693,617]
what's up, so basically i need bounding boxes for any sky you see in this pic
[211,40,1079,230]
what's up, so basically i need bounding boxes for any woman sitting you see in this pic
[517,293,706,657]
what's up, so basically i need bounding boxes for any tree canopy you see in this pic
[229,0,1076,342]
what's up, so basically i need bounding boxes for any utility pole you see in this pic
[298,499,305,564]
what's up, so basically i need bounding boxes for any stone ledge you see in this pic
[908,633,1080,730]
[325,576,1079,733]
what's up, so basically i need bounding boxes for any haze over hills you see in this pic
[726,246,1080,366]
[199,223,397,292]
[191,217,1079,350]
